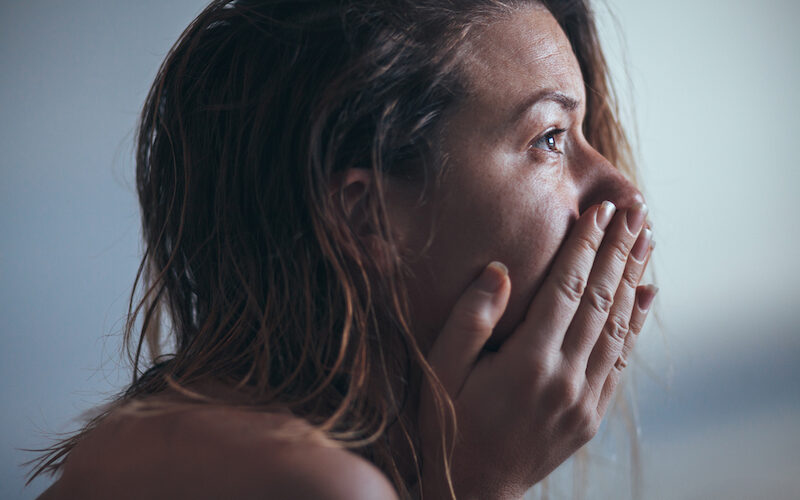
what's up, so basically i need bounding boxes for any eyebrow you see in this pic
[511,90,581,124]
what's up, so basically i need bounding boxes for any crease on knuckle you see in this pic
[628,317,645,336]
[557,271,586,304]
[587,284,615,314]
[605,316,630,342]
[621,266,640,289]
[575,233,600,254]
[608,240,631,265]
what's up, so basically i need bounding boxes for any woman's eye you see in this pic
[530,129,566,153]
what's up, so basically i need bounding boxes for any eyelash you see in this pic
[530,128,567,154]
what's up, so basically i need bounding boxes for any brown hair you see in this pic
[27,1,636,498]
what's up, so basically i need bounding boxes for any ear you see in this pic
[328,168,390,267]
[329,168,374,232]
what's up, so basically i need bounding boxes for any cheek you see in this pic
[487,195,572,347]
[401,145,576,350]
[405,177,574,351]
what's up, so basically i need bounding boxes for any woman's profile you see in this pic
[28,0,656,498]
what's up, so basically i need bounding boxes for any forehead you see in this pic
[456,5,584,119]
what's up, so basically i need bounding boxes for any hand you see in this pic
[418,201,657,500]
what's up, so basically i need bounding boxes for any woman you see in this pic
[29,0,656,498]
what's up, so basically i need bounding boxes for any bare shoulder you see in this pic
[44,404,398,500]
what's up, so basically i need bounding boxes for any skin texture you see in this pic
[38,5,654,500]
[39,396,399,500]
[389,4,644,352]
[370,5,655,499]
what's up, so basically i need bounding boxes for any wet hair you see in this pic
[27,1,637,498]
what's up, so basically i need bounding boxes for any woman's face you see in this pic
[389,5,644,351]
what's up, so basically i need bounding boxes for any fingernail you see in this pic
[626,202,648,234]
[637,285,659,312]
[596,201,616,231]
[477,261,508,293]
[631,228,652,262]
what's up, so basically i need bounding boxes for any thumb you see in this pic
[426,261,511,397]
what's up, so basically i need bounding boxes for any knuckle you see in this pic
[628,316,645,336]
[605,316,630,342]
[614,355,629,372]
[557,271,586,303]
[621,266,640,289]
[608,240,631,265]
[562,402,598,443]
[575,233,600,254]
[520,351,554,385]
[462,307,494,331]
[581,413,601,442]
[586,284,615,314]
[546,374,582,409]
[532,350,559,376]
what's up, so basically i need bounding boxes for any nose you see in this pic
[570,145,644,214]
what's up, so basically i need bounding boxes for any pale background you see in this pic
[2,1,798,498]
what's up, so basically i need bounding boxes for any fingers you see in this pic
[596,284,658,415]
[584,219,652,393]
[426,261,511,397]
[561,203,649,365]
[507,201,616,356]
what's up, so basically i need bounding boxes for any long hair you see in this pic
[26,1,636,498]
